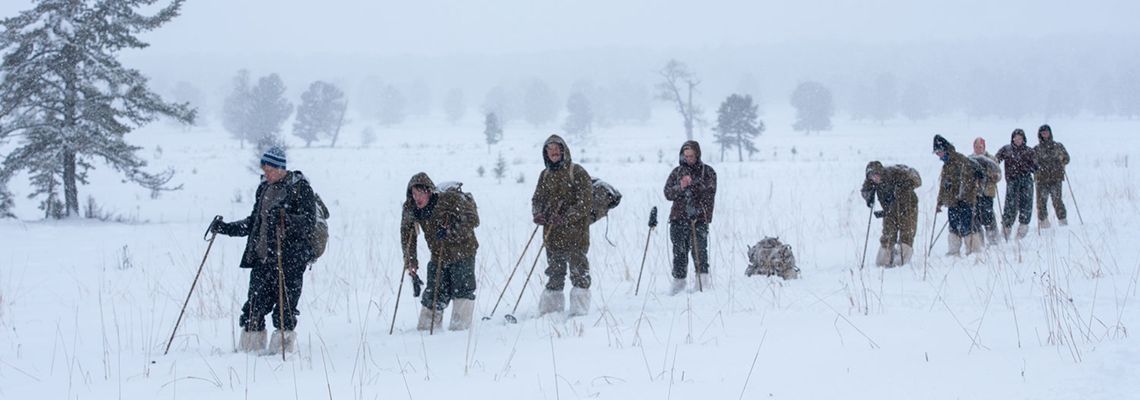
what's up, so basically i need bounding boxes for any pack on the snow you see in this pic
[588,177,622,224]
[745,237,799,280]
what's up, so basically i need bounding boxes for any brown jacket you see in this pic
[400,173,480,267]
[938,143,978,207]
[1034,127,1070,184]
[971,153,1001,198]
[664,141,718,224]
[861,162,920,213]
[532,135,593,252]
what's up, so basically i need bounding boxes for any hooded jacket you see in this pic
[1033,125,1070,183]
[664,141,718,224]
[216,171,317,270]
[995,129,1037,180]
[400,173,480,267]
[861,161,920,211]
[935,137,979,207]
[532,135,593,252]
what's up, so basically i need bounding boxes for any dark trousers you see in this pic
[670,221,709,279]
[1036,180,1067,221]
[545,250,590,291]
[1002,176,1034,227]
[975,195,997,231]
[421,257,477,310]
[947,204,974,237]
[240,262,304,332]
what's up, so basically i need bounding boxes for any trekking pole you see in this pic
[483,225,540,320]
[389,265,408,335]
[274,211,288,360]
[634,207,658,295]
[505,230,550,324]
[1064,175,1084,225]
[690,220,703,293]
[163,216,222,355]
[923,209,939,281]
[859,206,874,270]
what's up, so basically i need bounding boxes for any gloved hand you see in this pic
[405,261,418,275]
[209,218,225,233]
[866,197,875,208]
[533,213,547,225]
[873,210,884,218]
[435,226,447,240]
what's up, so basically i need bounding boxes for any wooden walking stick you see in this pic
[859,206,874,270]
[483,224,540,320]
[690,220,703,292]
[505,230,550,324]
[634,207,658,295]
[1064,175,1084,225]
[391,224,420,335]
[923,208,940,281]
[164,216,222,355]
[274,210,288,360]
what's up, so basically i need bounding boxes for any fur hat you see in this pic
[260,146,287,170]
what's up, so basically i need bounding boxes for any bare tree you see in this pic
[656,59,704,140]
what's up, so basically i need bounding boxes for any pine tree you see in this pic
[563,92,593,139]
[484,112,503,152]
[246,73,293,150]
[222,69,253,148]
[293,81,347,147]
[0,0,196,218]
[492,153,507,184]
[714,94,764,162]
[790,81,834,134]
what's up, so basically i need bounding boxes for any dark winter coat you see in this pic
[400,173,480,267]
[664,141,718,224]
[216,171,317,270]
[532,135,593,252]
[995,130,1037,180]
[1034,127,1070,184]
[937,142,979,208]
[861,162,920,214]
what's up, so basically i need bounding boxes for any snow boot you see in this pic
[897,244,914,266]
[875,246,891,267]
[669,278,686,296]
[267,330,296,354]
[694,273,712,291]
[1016,223,1029,239]
[1039,218,1051,229]
[538,289,564,315]
[946,234,962,257]
[567,287,591,317]
[986,228,1000,246]
[238,330,267,353]
[965,233,984,255]
[417,306,443,331]
[449,299,475,331]
[1058,218,1068,227]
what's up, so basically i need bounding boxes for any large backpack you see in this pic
[898,164,922,188]
[437,181,478,214]
[968,155,1001,188]
[745,237,800,280]
[310,192,330,261]
[588,178,622,224]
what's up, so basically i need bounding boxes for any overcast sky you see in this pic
[2,0,1137,56]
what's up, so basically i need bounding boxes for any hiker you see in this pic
[1033,124,1071,228]
[861,161,920,267]
[532,134,594,316]
[933,135,982,256]
[663,140,718,294]
[400,172,480,331]
[210,147,317,353]
[995,129,1036,239]
[970,138,1002,245]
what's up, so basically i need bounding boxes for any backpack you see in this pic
[898,165,922,188]
[437,181,478,213]
[588,178,622,224]
[968,155,1000,187]
[310,192,330,261]
[745,237,799,280]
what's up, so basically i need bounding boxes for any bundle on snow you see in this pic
[745,237,799,280]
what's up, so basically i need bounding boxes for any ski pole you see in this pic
[690,220,703,293]
[923,207,940,281]
[634,207,658,295]
[859,206,873,270]
[483,225,540,320]
[274,211,288,360]
[164,216,222,355]
[505,230,549,324]
[1064,175,1084,225]
[389,265,407,335]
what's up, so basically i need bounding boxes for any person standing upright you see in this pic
[995,129,1036,239]
[532,135,594,317]
[663,141,718,294]
[1033,124,1071,228]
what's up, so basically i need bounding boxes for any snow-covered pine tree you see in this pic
[714,94,764,162]
[0,0,196,219]
[246,73,293,150]
[293,81,347,147]
[790,81,834,134]
[563,91,593,139]
[222,69,253,148]
[483,112,503,152]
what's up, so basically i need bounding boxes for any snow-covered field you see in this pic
[2,109,1138,399]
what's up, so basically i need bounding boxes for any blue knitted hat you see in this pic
[260,146,287,170]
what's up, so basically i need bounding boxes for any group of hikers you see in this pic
[205,125,1068,354]
[862,124,1070,267]
[207,135,717,353]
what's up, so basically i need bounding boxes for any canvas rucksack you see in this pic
[588,178,622,224]
[898,165,922,188]
[968,155,1000,187]
[745,237,800,280]
[437,181,478,214]
[309,192,330,262]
